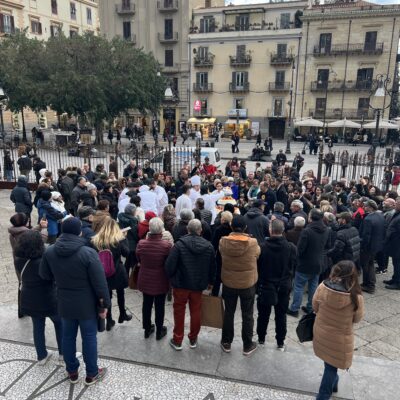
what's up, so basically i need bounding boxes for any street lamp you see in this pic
[164,86,174,175]
[285,59,296,155]
[0,88,7,138]
[368,74,392,181]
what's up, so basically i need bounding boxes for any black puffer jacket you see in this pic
[244,207,269,245]
[328,223,361,264]
[165,234,216,291]
[118,212,139,252]
[10,177,32,214]
[39,234,111,320]
[297,220,329,275]
[16,257,57,318]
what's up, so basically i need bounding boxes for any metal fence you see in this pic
[318,149,391,189]
[0,139,197,185]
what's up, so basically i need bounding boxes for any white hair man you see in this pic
[287,199,307,230]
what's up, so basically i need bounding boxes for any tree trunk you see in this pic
[94,121,103,145]
[21,108,27,142]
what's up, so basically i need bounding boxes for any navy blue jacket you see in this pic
[359,211,385,254]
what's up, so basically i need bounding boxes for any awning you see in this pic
[187,117,216,124]
[294,117,324,128]
[225,119,251,125]
[363,119,399,130]
[327,118,361,129]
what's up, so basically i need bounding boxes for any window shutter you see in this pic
[244,71,248,83]
[235,15,240,29]
[210,18,215,32]
[199,18,204,33]
[38,22,42,34]
[237,45,245,59]
[10,16,15,33]
[196,72,200,84]
[204,72,208,84]
[232,71,236,87]
[0,14,4,33]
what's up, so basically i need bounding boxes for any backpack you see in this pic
[98,249,116,278]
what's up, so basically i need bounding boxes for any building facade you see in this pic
[188,1,307,139]
[296,0,400,140]
[99,0,224,134]
[0,0,99,131]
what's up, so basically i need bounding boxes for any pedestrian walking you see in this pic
[108,129,114,145]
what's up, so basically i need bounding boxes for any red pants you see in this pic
[172,288,202,344]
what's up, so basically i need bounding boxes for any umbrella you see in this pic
[294,117,324,127]
[327,118,361,129]
[363,119,399,130]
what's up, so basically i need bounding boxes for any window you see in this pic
[69,28,78,37]
[200,16,215,33]
[233,71,248,88]
[0,14,15,34]
[164,19,173,39]
[51,0,58,14]
[196,72,208,88]
[236,44,246,61]
[319,33,332,54]
[357,98,370,117]
[122,0,131,10]
[87,8,92,25]
[165,49,173,66]
[277,44,287,56]
[316,98,327,114]
[50,24,61,37]
[70,2,76,20]
[234,98,244,109]
[273,99,283,117]
[356,68,373,89]
[205,0,211,7]
[364,31,377,51]
[280,13,290,29]
[31,19,42,34]
[275,71,285,88]
[198,46,208,59]
[317,69,329,88]
[235,14,249,31]
[123,21,131,39]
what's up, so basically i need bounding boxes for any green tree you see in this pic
[0,32,47,141]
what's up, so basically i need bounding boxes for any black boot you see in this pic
[106,309,115,331]
[144,324,155,339]
[118,309,132,324]
[156,326,167,341]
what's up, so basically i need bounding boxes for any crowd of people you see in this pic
[7,150,400,400]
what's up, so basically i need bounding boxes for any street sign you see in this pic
[194,100,201,112]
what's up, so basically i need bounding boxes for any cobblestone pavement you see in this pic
[1,187,400,363]
[0,340,313,400]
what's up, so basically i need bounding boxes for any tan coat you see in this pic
[312,282,364,370]
[219,233,260,289]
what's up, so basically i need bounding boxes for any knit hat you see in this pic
[61,217,82,236]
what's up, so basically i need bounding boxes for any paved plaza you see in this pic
[0,141,400,399]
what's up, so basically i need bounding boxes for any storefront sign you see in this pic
[251,122,259,136]
[228,109,247,118]
[194,100,202,112]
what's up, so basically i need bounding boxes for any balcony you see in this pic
[194,54,214,68]
[269,82,290,92]
[267,109,288,118]
[310,80,373,92]
[229,82,250,93]
[124,34,136,44]
[313,42,384,57]
[270,53,294,66]
[194,108,212,117]
[193,83,213,93]
[229,54,252,67]
[309,108,375,120]
[116,3,135,15]
[158,32,179,43]
[163,63,180,73]
[157,0,178,12]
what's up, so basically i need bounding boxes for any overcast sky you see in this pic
[226,0,400,5]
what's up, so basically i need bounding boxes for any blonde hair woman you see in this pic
[92,217,131,331]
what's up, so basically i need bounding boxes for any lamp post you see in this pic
[286,59,296,155]
[164,86,174,176]
[0,88,7,138]
[368,74,392,182]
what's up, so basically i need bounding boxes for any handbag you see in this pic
[128,263,140,290]
[201,294,225,329]
[296,312,316,343]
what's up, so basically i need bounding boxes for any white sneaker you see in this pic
[38,350,54,365]
[277,344,286,352]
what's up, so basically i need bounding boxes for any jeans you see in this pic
[257,286,290,345]
[62,318,98,378]
[31,315,63,361]
[316,362,339,400]
[360,250,376,290]
[142,293,166,332]
[290,271,319,312]
[5,170,13,182]
[172,288,202,344]
[221,285,256,349]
